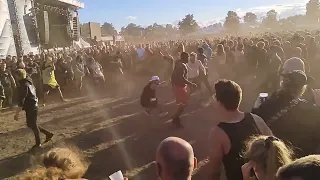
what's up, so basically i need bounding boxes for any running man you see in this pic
[170,52,197,127]
[42,58,66,106]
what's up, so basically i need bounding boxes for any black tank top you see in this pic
[217,113,260,180]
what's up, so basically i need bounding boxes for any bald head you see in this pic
[156,137,196,180]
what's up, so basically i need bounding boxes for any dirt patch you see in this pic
[0,74,259,180]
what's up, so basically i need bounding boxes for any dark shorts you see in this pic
[43,84,59,92]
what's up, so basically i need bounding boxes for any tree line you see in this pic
[98,0,320,40]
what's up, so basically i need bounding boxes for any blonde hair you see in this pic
[21,147,88,180]
[244,136,293,180]
[16,69,27,79]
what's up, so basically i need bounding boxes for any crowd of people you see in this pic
[2,30,320,180]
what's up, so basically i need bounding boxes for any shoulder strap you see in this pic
[266,98,301,126]
[250,113,262,134]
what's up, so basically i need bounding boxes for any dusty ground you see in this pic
[0,73,259,180]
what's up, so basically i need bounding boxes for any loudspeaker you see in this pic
[72,17,79,40]
[88,22,101,41]
[113,35,116,44]
[43,11,49,44]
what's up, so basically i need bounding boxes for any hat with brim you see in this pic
[150,76,160,84]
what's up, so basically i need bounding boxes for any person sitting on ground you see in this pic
[277,155,320,180]
[156,137,197,180]
[209,80,272,180]
[140,76,168,117]
[242,136,293,180]
[21,147,88,180]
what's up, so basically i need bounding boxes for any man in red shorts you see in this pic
[171,52,197,127]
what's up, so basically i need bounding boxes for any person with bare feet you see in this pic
[14,69,54,149]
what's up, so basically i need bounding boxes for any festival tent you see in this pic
[72,37,91,49]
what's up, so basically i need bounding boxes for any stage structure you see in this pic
[0,0,17,58]
[0,0,84,57]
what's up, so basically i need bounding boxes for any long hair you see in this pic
[21,147,89,180]
[244,136,293,180]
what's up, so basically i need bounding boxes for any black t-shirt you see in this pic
[17,78,38,111]
[217,113,260,180]
[252,93,320,157]
[140,82,156,107]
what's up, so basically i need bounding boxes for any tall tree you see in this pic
[306,0,320,22]
[178,14,200,34]
[165,24,177,36]
[101,22,117,36]
[244,12,258,25]
[224,11,240,32]
[263,10,279,28]
[152,23,165,36]
[120,23,143,37]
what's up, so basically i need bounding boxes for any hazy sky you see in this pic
[78,0,308,30]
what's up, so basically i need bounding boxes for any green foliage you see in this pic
[306,0,320,22]
[120,23,143,37]
[101,22,117,36]
[262,10,279,28]
[178,14,200,34]
[244,12,258,24]
[224,11,240,32]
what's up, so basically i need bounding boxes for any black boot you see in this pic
[172,117,183,128]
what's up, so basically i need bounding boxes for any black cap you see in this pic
[283,70,307,87]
